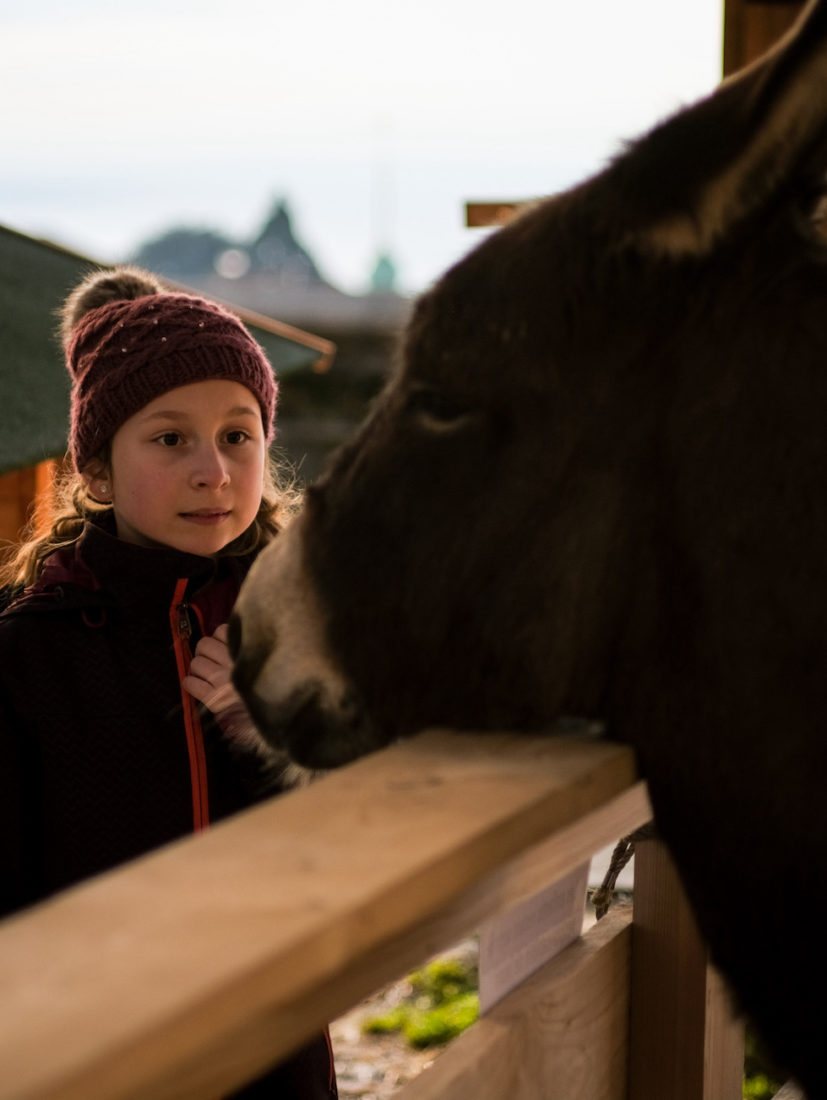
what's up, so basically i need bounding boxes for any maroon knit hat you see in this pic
[64,271,278,472]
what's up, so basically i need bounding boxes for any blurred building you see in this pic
[131,198,412,483]
[0,222,335,542]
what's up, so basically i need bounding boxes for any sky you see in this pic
[2,0,723,297]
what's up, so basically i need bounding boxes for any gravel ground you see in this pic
[330,941,478,1099]
[331,1006,440,1099]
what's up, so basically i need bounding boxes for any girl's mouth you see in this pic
[180,510,231,525]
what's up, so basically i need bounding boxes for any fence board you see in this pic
[397,903,632,1100]
[629,839,744,1100]
[0,730,645,1100]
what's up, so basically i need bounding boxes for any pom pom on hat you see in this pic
[63,266,278,471]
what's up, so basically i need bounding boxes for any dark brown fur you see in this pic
[234,4,827,1093]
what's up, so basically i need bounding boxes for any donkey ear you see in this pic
[616,0,827,257]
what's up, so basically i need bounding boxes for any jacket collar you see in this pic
[6,516,251,616]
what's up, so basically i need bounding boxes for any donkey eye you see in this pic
[406,388,470,428]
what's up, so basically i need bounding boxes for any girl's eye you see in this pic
[156,432,182,447]
[226,429,250,445]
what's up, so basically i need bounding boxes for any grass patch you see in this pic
[743,1028,784,1099]
[362,957,479,1049]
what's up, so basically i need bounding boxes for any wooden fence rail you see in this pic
[0,730,744,1099]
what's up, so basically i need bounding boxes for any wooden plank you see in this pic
[477,779,651,1012]
[0,732,643,1100]
[397,903,633,1100]
[464,778,650,921]
[478,863,589,1012]
[628,838,743,1100]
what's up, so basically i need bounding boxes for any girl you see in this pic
[0,266,337,1099]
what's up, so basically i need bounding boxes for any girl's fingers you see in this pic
[183,672,237,712]
[183,624,240,714]
[188,652,230,686]
[192,634,231,667]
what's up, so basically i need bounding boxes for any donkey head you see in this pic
[232,0,827,770]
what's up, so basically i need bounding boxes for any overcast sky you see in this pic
[2,0,723,295]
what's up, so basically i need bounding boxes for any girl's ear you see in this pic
[81,462,112,504]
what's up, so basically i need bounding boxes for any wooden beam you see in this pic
[0,732,648,1100]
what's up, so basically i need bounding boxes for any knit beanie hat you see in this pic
[62,266,278,472]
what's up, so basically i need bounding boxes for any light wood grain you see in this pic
[0,731,644,1100]
[397,903,632,1100]
[629,838,744,1100]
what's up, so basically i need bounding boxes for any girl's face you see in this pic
[91,379,267,556]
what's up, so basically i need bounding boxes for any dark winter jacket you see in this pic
[0,517,337,1099]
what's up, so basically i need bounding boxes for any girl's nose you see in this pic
[191,445,230,489]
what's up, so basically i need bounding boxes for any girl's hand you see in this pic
[183,623,262,751]
[182,623,237,715]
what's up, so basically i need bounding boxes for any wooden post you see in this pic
[723,0,806,77]
[628,839,744,1100]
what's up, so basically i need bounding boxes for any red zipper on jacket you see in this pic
[172,581,336,1094]
[170,577,210,832]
